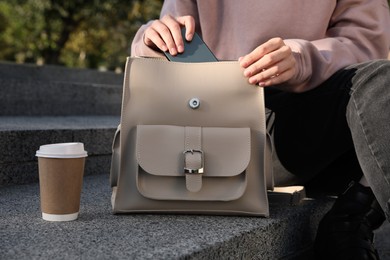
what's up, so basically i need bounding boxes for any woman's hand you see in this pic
[239,37,296,87]
[143,14,195,56]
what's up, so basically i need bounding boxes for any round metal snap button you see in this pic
[189,98,200,109]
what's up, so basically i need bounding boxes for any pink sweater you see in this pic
[131,0,390,90]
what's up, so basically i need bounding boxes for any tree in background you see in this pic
[1,1,389,70]
[0,0,162,71]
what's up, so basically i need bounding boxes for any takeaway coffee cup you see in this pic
[36,142,87,221]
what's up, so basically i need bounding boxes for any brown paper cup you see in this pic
[36,143,87,221]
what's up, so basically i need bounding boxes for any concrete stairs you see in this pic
[0,62,121,186]
[1,61,388,259]
[0,173,335,259]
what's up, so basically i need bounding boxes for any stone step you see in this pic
[0,62,123,116]
[0,61,123,85]
[0,174,334,259]
[0,116,120,186]
[1,173,388,259]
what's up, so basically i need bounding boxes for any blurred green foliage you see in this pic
[0,0,162,71]
[0,1,389,70]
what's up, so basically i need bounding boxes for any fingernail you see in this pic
[244,70,251,77]
[177,45,184,53]
[240,60,248,68]
[258,82,266,87]
[161,45,168,52]
[186,34,193,41]
[170,48,177,55]
[249,78,257,84]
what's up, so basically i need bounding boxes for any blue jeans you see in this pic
[265,60,390,221]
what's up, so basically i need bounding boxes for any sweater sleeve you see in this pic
[130,0,199,58]
[283,0,390,92]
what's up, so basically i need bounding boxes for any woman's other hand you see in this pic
[239,37,296,88]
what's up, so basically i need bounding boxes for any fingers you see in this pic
[249,47,296,87]
[161,15,184,54]
[240,38,283,69]
[143,23,169,52]
[257,66,296,87]
[177,16,195,41]
[144,15,181,55]
[143,15,195,55]
[239,38,296,87]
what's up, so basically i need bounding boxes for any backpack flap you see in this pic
[135,125,251,201]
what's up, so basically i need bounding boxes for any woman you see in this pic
[131,1,390,258]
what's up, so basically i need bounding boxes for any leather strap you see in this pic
[184,127,203,192]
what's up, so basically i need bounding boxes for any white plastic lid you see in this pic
[36,142,88,158]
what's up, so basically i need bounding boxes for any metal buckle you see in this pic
[183,149,204,174]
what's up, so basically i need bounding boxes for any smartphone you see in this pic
[164,27,218,62]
